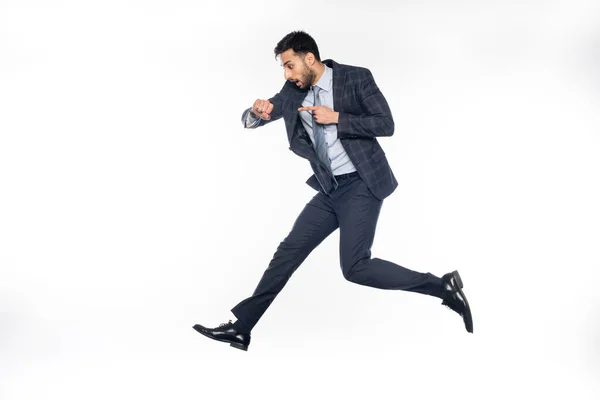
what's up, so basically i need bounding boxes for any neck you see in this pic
[311,62,325,86]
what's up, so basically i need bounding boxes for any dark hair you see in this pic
[274,30,321,62]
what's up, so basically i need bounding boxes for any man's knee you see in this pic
[341,258,367,282]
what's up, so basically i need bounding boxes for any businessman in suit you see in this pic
[193,31,473,351]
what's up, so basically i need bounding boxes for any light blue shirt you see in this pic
[244,64,357,176]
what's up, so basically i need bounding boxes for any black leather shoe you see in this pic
[441,270,473,333]
[192,320,251,351]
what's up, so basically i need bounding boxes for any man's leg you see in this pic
[333,176,444,297]
[230,192,339,332]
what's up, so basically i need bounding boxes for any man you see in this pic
[193,31,473,351]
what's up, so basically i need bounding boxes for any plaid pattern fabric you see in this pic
[241,59,398,200]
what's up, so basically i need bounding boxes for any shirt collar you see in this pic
[313,64,332,92]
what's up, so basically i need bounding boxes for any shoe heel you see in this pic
[452,270,464,288]
[230,342,248,351]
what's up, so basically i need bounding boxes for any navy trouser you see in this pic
[231,172,444,331]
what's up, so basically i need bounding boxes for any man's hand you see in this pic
[252,99,274,120]
[298,105,339,125]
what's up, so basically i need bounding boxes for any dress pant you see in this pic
[231,172,444,331]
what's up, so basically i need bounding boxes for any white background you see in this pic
[1,0,599,399]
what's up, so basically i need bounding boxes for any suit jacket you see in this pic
[243,59,398,201]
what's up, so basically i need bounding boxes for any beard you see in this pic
[298,61,316,90]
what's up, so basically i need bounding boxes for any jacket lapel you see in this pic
[285,88,309,146]
[326,59,345,115]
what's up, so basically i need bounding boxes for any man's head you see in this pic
[274,31,323,90]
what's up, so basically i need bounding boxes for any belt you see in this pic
[333,171,359,181]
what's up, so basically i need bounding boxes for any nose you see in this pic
[284,68,291,80]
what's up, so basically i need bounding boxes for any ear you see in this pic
[305,52,315,65]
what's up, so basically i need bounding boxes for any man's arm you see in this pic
[336,69,394,139]
[241,108,262,128]
[241,90,286,129]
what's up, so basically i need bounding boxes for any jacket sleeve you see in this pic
[240,89,286,129]
[336,69,394,139]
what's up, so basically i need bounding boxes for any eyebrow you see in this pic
[281,60,292,67]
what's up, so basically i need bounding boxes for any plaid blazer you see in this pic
[241,59,398,200]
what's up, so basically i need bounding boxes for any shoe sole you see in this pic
[451,270,473,333]
[192,325,249,351]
